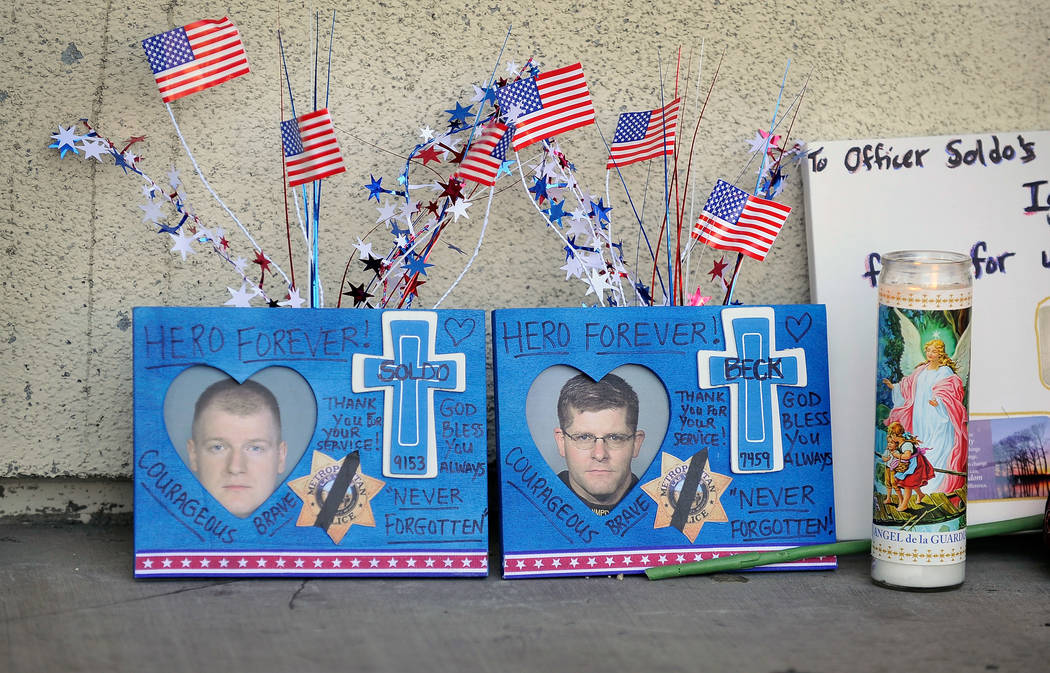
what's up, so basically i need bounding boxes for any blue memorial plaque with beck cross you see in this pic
[493,305,836,579]
[132,307,488,578]
[698,307,806,474]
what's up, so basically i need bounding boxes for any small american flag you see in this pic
[495,63,595,152]
[282,109,346,188]
[691,179,791,261]
[456,123,513,187]
[142,17,250,104]
[606,98,680,169]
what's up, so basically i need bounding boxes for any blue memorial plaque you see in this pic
[493,305,836,578]
[132,307,488,578]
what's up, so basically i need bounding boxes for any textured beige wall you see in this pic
[1,0,1047,517]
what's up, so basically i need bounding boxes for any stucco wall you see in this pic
[1,0,1046,519]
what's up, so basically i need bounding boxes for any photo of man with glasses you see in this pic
[554,373,646,515]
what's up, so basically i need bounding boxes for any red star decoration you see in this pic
[219,236,230,251]
[449,145,468,164]
[437,177,464,202]
[708,256,729,281]
[253,250,272,273]
[121,135,147,153]
[425,200,440,216]
[403,276,426,298]
[417,145,441,165]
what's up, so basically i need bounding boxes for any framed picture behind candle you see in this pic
[803,130,1050,540]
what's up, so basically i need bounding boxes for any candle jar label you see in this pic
[872,284,972,567]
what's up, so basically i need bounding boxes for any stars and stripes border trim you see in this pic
[502,546,837,578]
[135,550,489,577]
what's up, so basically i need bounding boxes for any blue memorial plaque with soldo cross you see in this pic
[132,307,488,578]
[493,305,836,578]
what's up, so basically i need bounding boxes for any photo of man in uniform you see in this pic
[187,379,287,518]
[554,373,646,516]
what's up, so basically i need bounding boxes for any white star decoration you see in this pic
[139,199,166,224]
[169,231,195,260]
[375,199,398,224]
[224,283,258,308]
[560,257,585,280]
[446,198,471,222]
[584,268,615,297]
[278,287,306,308]
[51,125,80,152]
[79,137,109,162]
[353,237,374,260]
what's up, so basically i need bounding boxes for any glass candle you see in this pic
[871,250,972,590]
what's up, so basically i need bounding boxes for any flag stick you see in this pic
[677,45,724,292]
[278,29,315,305]
[657,49,674,303]
[683,40,705,296]
[276,15,297,292]
[597,123,668,304]
[310,11,320,308]
[723,59,790,306]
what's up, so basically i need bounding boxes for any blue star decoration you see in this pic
[49,125,80,159]
[544,199,567,227]
[445,102,475,127]
[563,235,594,261]
[759,166,787,199]
[390,222,409,239]
[496,160,516,178]
[528,176,550,205]
[403,252,434,277]
[110,149,138,175]
[590,198,612,227]
[364,175,385,202]
[156,219,183,235]
[634,281,653,305]
[564,236,579,260]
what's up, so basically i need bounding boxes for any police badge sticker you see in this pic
[287,450,385,544]
[642,448,732,543]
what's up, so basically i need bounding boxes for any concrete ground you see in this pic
[2,524,1048,673]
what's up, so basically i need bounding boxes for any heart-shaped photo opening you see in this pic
[163,366,316,519]
[525,364,668,516]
